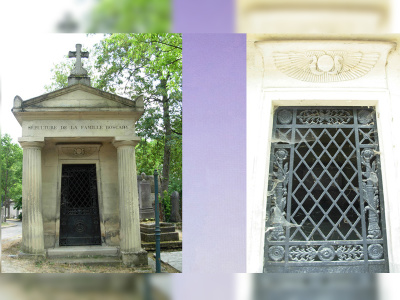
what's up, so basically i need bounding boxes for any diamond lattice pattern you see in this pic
[66,166,95,208]
[290,128,362,241]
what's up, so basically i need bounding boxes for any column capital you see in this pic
[112,138,140,148]
[19,138,45,149]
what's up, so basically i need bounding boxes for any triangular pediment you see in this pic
[12,84,144,125]
[13,84,143,111]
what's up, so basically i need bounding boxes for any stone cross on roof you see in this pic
[68,44,89,76]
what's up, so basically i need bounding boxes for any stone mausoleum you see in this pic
[12,44,147,266]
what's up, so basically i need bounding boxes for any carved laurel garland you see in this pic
[297,109,353,124]
[273,51,380,82]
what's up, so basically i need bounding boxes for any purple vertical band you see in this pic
[182,34,246,273]
[173,1,234,33]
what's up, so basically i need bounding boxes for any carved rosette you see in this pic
[277,110,293,124]
[361,149,382,239]
[268,246,285,261]
[297,109,352,124]
[273,51,380,82]
[267,149,289,241]
[368,244,384,260]
[317,245,336,261]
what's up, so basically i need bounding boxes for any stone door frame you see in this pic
[55,158,105,247]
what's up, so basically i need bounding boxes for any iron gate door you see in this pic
[264,107,389,273]
[59,164,102,246]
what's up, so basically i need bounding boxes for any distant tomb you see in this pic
[170,191,181,222]
[139,173,155,219]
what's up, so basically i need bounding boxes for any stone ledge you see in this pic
[142,241,182,251]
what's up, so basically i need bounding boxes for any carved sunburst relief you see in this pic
[273,51,380,82]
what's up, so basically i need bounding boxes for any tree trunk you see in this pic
[6,200,10,219]
[4,169,9,221]
[161,78,172,221]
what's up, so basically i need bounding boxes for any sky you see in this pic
[0,33,104,143]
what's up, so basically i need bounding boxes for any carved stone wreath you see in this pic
[61,146,98,158]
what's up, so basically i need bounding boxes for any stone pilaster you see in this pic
[19,140,45,257]
[113,139,147,266]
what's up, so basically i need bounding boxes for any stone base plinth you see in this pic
[140,208,155,220]
[140,222,176,233]
[141,232,180,242]
[121,249,148,267]
[142,241,182,251]
[68,76,91,86]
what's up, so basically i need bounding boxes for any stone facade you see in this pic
[12,69,147,266]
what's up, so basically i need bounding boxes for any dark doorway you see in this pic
[59,164,101,246]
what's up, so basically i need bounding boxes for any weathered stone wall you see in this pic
[41,139,121,248]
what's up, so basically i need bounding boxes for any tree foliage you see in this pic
[93,33,182,209]
[1,134,23,216]
[88,0,171,33]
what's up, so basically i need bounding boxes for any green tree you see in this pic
[94,34,182,220]
[1,134,23,218]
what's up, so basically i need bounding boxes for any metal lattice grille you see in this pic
[65,166,96,208]
[59,164,101,246]
[264,107,388,273]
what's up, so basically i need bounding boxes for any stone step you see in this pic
[48,257,123,266]
[47,246,119,258]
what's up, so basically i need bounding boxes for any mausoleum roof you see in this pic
[12,83,144,124]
